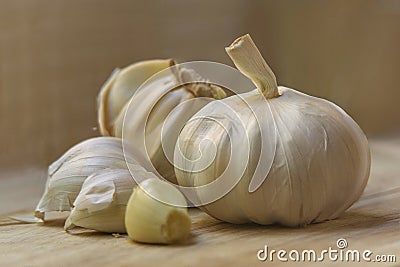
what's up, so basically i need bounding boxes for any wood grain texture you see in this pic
[0,138,399,266]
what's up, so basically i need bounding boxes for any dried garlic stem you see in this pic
[225,34,279,99]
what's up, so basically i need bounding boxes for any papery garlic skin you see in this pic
[35,137,138,220]
[125,179,191,244]
[111,64,226,183]
[174,34,370,226]
[98,59,174,136]
[65,169,139,233]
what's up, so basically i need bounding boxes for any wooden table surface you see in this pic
[1,138,399,267]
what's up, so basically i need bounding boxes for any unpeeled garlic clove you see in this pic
[64,169,138,233]
[125,179,191,244]
[35,137,139,220]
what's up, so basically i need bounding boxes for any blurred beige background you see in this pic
[1,0,399,168]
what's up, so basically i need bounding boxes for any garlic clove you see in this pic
[65,169,136,233]
[35,137,139,220]
[98,59,175,136]
[125,179,191,244]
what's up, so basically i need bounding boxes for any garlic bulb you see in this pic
[174,34,370,226]
[106,61,226,183]
[98,59,174,136]
[35,137,138,220]
[125,178,191,244]
[65,167,157,233]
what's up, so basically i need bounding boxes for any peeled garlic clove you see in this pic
[174,34,370,226]
[98,59,175,135]
[111,64,226,183]
[125,179,191,244]
[35,137,138,220]
[65,169,139,233]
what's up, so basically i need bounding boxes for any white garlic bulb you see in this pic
[35,137,139,220]
[104,60,226,183]
[174,34,370,226]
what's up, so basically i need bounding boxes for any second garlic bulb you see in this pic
[98,59,226,183]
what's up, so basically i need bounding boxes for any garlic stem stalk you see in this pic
[225,34,279,99]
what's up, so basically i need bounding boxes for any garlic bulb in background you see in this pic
[98,59,174,136]
[35,137,138,220]
[175,34,370,226]
[106,61,226,183]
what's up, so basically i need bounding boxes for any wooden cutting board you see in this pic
[1,138,399,267]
